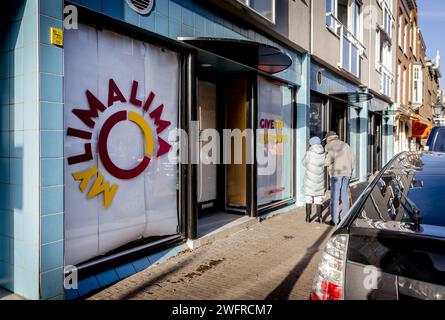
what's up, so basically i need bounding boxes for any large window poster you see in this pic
[64,24,179,266]
[257,78,294,207]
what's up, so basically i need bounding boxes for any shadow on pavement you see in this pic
[265,226,333,300]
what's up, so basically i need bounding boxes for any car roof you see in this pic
[389,151,445,176]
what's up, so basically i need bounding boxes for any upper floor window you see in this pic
[239,0,276,23]
[326,0,363,40]
[383,7,392,39]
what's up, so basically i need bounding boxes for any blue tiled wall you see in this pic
[0,0,40,300]
[39,0,65,300]
[68,0,303,85]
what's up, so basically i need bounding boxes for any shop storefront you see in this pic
[0,0,307,300]
[309,62,372,182]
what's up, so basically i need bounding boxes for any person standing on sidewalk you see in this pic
[324,131,356,226]
[302,136,326,223]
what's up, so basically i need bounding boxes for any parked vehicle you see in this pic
[311,151,445,300]
[426,126,445,152]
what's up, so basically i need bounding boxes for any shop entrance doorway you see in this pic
[197,78,249,216]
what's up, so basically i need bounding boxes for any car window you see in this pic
[431,129,445,152]
[353,153,445,229]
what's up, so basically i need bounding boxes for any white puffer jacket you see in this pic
[302,144,326,197]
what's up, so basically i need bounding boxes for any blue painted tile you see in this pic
[40,102,63,130]
[0,79,10,105]
[12,211,25,241]
[10,130,24,158]
[39,15,63,46]
[13,184,39,215]
[10,76,24,104]
[123,2,139,26]
[12,266,39,299]
[0,52,9,79]
[23,0,38,18]
[182,6,194,27]
[10,158,23,185]
[23,149,40,187]
[40,44,63,75]
[11,239,38,271]
[9,21,24,50]
[169,19,182,40]
[41,158,63,187]
[81,0,102,12]
[40,0,64,20]
[115,263,136,280]
[77,276,100,297]
[155,13,169,37]
[41,267,64,299]
[65,288,80,300]
[41,240,63,272]
[10,103,24,132]
[23,102,39,131]
[140,12,155,31]
[0,235,10,263]
[40,74,63,103]
[0,158,9,184]
[0,105,9,131]
[23,11,38,45]
[0,261,10,290]
[205,19,215,37]
[0,132,10,157]
[132,257,152,272]
[0,210,11,237]
[41,186,63,215]
[96,269,119,287]
[41,213,63,244]
[156,0,169,16]
[195,14,205,32]
[23,73,38,102]
[149,248,176,265]
[41,130,63,158]
[181,24,194,38]
[0,184,10,211]
[169,0,182,22]
[23,212,39,244]
[103,0,123,19]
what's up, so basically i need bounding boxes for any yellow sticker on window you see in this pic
[50,27,63,47]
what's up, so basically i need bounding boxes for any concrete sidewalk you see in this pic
[90,208,334,300]
[89,182,368,300]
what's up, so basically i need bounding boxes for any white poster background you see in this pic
[64,24,179,266]
[257,79,293,206]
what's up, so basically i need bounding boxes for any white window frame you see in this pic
[238,0,276,24]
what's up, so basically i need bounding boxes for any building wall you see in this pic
[0,0,40,300]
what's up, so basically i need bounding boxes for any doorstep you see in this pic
[187,207,297,250]
[188,215,258,250]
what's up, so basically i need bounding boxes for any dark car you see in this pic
[311,151,445,300]
[426,126,445,152]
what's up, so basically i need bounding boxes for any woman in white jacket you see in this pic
[302,136,326,223]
